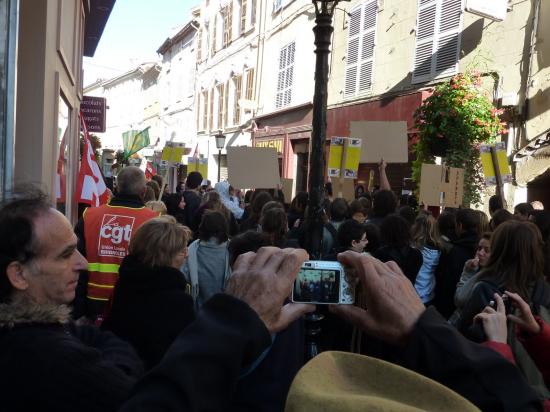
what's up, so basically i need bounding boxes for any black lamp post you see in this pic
[305,0,346,260]
[215,130,226,182]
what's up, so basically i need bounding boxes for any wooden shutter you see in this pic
[212,15,217,55]
[412,0,462,83]
[233,75,242,125]
[209,88,214,131]
[224,80,230,127]
[240,0,247,34]
[223,3,233,48]
[344,0,377,98]
[251,0,257,26]
[202,90,209,130]
[217,83,224,128]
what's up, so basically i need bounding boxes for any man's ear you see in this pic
[5,261,29,291]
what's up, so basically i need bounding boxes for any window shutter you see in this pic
[224,80,230,127]
[276,42,295,109]
[240,0,247,34]
[202,90,209,130]
[212,15,217,55]
[246,68,254,100]
[412,0,462,83]
[344,1,377,98]
[233,75,242,125]
[273,0,282,13]
[197,28,203,61]
[209,88,215,131]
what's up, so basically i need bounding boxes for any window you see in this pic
[273,0,282,13]
[222,3,233,49]
[251,0,257,26]
[224,80,230,127]
[202,90,209,130]
[245,68,255,101]
[344,0,378,98]
[240,0,247,35]
[197,28,203,61]
[233,75,242,125]
[209,88,215,130]
[276,42,295,109]
[412,0,463,83]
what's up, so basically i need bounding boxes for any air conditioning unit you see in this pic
[465,0,508,22]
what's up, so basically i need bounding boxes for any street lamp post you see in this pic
[215,130,226,182]
[305,0,346,259]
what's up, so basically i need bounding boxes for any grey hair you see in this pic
[116,166,146,196]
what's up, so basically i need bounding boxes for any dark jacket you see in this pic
[119,295,542,412]
[373,245,423,285]
[162,193,186,225]
[182,190,202,231]
[102,255,195,370]
[0,297,144,412]
[73,195,150,321]
[433,230,478,319]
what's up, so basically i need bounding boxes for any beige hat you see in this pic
[285,351,479,412]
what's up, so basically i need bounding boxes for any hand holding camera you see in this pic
[505,291,542,335]
[474,293,508,343]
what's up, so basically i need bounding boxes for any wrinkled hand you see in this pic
[505,291,541,335]
[226,247,315,333]
[474,293,508,343]
[330,252,425,346]
[465,257,480,272]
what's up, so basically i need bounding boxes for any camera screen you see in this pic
[293,268,340,304]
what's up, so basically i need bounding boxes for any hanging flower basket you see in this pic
[412,71,507,205]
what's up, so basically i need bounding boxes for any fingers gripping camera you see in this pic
[291,261,355,305]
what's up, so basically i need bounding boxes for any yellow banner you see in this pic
[161,142,186,164]
[343,138,361,179]
[480,144,496,186]
[495,142,512,184]
[328,137,345,178]
[187,157,208,178]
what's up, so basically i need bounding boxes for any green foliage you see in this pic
[412,71,506,205]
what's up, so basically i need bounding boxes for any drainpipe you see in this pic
[524,0,541,142]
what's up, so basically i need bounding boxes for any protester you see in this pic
[363,223,380,255]
[489,194,504,217]
[182,211,231,309]
[490,208,514,230]
[163,192,186,225]
[215,181,244,220]
[145,200,167,215]
[143,185,156,203]
[228,231,271,267]
[411,213,441,305]
[146,180,161,200]
[0,189,144,411]
[260,207,298,248]
[288,191,308,229]
[433,208,479,319]
[181,171,203,230]
[321,198,349,257]
[194,190,239,236]
[101,216,195,370]
[74,166,159,321]
[475,210,490,236]
[240,191,272,232]
[515,202,535,221]
[349,199,367,223]
[437,211,457,248]
[373,214,423,285]
[530,210,550,281]
[398,205,416,228]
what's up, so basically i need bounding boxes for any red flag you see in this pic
[145,161,156,180]
[55,128,67,202]
[76,112,109,206]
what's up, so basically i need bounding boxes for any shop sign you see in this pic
[255,138,283,154]
[81,96,106,133]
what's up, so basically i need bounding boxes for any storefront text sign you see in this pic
[255,138,283,154]
[81,96,106,133]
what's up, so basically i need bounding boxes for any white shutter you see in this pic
[275,42,295,108]
[412,0,462,83]
[344,0,377,98]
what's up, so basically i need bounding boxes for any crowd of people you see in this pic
[0,162,549,411]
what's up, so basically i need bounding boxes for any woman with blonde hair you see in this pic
[411,212,442,305]
[101,215,195,370]
[145,200,167,215]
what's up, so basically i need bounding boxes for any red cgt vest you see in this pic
[83,204,159,302]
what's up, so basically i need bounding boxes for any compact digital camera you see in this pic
[291,261,355,305]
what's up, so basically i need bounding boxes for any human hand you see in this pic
[474,293,508,343]
[329,252,425,346]
[505,291,541,335]
[378,158,387,170]
[293,218,300,228]
[226,247,315,333]
[465,257,480,271]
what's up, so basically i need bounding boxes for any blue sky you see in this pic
[83,0,198,86]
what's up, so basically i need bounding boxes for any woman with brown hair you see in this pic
[456,220,550,342]
[101,216,195,370]
[193,190,238,236]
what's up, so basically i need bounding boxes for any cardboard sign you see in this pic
[480,142,512,186]
[332,177,355,202]
[328,137,345,178]
[81,96,106,133]
[480,144,496,185]
[161,142,187,164]
[227,147,280,189]
[281,178,294,203]
[419,164,464,207]
[349,121,408,163]
[495,142,512,183]
[343,138,362,179]
[187,157,208,178]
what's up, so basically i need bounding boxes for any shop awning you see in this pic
[514,132,550,185]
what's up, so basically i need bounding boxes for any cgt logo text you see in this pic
[99,214,136,245]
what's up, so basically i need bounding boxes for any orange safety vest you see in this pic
[83,203,159,301]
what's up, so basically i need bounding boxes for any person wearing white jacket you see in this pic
[215,181,244,220]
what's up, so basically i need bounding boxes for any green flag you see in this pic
[122,127,151,160]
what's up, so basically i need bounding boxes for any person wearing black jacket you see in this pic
[101,216,195,370]
[182,171,203,231]
[434,208,479,319]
